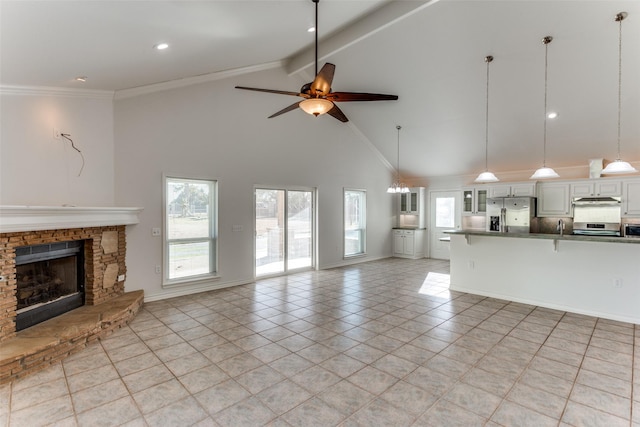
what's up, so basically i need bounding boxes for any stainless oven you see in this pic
[624,224,640,237]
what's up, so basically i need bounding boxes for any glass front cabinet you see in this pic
[399,189,421,214]
[462,187,487,216]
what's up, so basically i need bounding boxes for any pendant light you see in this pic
[602,12,637,175]
[387,125,410,193]
[530,36,560,180]
[475,55,499,183]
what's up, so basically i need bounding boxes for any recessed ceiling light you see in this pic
[75,76,87,82]
[547,112,558,119]
[307,26,315,33]
[154,43,169,50]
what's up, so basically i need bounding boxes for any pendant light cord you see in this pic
[616,12,624,160]
[396,125,402,182]
[542,36,552,168]
[484,56,492,172]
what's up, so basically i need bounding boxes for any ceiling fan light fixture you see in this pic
[299,98,333,116]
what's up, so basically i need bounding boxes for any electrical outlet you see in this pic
[155,265,161,274]
[152,227,161,236]
[117,274,125,282]
[53,128,61,139]
[614,278,623,288]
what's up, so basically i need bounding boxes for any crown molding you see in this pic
[114,60,284,100]
[0,85,114,99]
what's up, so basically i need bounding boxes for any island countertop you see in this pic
[445,229,640,244]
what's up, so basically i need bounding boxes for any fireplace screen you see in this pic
[15,241,84,330]
[17,256,79,309]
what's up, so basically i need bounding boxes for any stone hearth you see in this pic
[0,206,143,383]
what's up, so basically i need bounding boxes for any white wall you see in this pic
[114,68,394,301]
[0,91,115,206]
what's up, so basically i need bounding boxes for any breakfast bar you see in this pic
[446,230,640,324]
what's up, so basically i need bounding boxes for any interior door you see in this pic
[255,188,314,277]
[429,190,461,260]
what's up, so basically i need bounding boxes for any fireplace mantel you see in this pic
[0,206,143,233]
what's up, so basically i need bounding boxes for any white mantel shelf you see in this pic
[0,206,143,233]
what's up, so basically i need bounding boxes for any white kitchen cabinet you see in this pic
[462,187,488,216]
[571,180,621,198]
[392,229,425,259]
[398,187,426,228]
[537,182,571,217]
[399,187,424,215]
[623,180,640,216]
[488,182,536,198]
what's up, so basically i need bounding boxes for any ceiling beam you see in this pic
[284,0,440,76]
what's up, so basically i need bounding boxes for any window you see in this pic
[435,196,455,228]
[165,177,217,284]
[344,189,366,257]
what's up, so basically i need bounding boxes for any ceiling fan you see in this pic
[235,0,398,123]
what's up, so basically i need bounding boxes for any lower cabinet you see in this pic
[392,229,425,259]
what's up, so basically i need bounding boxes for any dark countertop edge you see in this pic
[445,230,640,244]
[392,227,427,230]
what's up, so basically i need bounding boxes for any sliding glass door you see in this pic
[255,188,314,277]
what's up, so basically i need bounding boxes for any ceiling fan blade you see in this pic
[310,63,335,96]
[326,104,348,123]
[328,92,399,102]
[268,102,302,119]
[235,86,305,97]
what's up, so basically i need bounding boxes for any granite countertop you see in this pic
[445,229,640,244]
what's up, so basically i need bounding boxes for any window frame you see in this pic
[163,175,218,287]
[343,188,367,258]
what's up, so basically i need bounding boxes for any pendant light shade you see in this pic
[387,126,410,193]
[475,55,499,183]
[530,167,560,180]
[602,12,637,175]
[531,36,559,180]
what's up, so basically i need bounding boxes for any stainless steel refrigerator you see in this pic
[486,197,536,233]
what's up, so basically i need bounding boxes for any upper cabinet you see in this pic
[462,187,488,216]
[399,187,423,214]
[488,182,537,198]
[623,180,640,216]
[537,182,571,217]
[571,180,621,198]
[398,187,426,228]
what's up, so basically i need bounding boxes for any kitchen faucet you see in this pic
[557,219,565,236]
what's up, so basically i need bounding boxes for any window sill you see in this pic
[344,253,367,260]
[162,273,220,289]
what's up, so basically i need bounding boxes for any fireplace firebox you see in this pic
[15,241,85,331]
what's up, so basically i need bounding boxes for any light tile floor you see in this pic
[1,258,638,427]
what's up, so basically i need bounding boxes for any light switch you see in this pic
[152,227,161,236]
[232,225,243,232]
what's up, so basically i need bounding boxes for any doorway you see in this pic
[255,188,315,277]
[429,190,461,260]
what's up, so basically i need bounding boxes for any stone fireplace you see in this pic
[0,206,143,383]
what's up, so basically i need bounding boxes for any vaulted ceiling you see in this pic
[2,0,639,180]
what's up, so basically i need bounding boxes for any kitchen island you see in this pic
[446,230,640,324]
